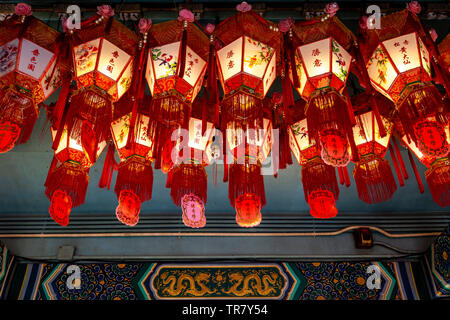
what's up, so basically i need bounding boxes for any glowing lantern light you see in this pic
[290,11,358,167]
[288,100,340,218]
[399,120,450,206]
[49,189,72,227]
[235,193,262,228]
[166,98,214,228]
[214,3,281,122]
[308,189,338,219]
[181,193,206,228]
[0,7,62,152]
[145,10,210,126]
[52,6,138,163]
[350,93,397,204]
[105,93,159,226]
[360,9,448,162]
[116,189,141,227]
[45,115,106,226]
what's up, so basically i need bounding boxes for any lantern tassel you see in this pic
[170,164,207,206]
[370,96,387,138]
[392,137,409,180]
[228,164,266,209]
[99,143,117,189]
[115,157,154,203]
[342,165,351,187]
[202,96,207,135]
[407,149,425,194]
[389,143,405,187]
[337,166,344,185]
[287,33,300,89]
[207,39,220,128]
[178,23,188,79]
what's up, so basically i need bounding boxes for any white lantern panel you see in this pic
[188,117,214,151]
[41,58,61,99]
[17,39,54,80]
[135,114,154,149]
[183,46,207,87]
[263,52,277,97]
[151,42,180,79]
[243,36,274,79]
[260,119,273,163]
[290,53,308,97]
[331,39,351,83]
[117,60,133,100]
[145,51,155,95]
[217,37,243,81]
[111,113,130,150]
[0,39,19,78]
[367,45,398,92]
[191,66,206,103]
[290,119,311,151]
[298,38,330,78]
[227,126,245,151]
[353,111,392,148]
[98,39,131,81]
[51,125,83,154]
[74,39,100,78]
[418,37,431,77]
[383,33,420,73]
[288,128,302,164]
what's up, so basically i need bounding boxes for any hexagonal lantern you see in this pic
[0,16,62,152]
[288,100,340,218]
[145,18,210,126]
[360,9,448,162]
[289,15,358,168]
[214,8,281,121]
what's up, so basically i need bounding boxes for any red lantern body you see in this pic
[214,10,281,121]
[361,10,448,161]
[146,20,209,126]
[235,193,262,228]
[290,16,357,167]
[116,189,141,227]
[288,101,340,218]
[0,16,62,152]
[181,193,206,229]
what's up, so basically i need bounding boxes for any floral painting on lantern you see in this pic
[332,40,349,82]
[0,39,18,77]
[74,40,100,77]
[152,45,178,78]
[418,38,431,76]
[243,37,274,79]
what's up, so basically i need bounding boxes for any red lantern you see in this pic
[235,193,262,228]
[145,11,210,126]
[49,189,72,227]
[398,119,449,206]
[116,189,141,227]
[0,13,62,152]
[52,8,138,164]
[214,6,281,122]
[181,193,206,229]
[351,93,397,204]
[106,94,159,226]
[288,100,340,218]
[228,163,266,227]
[360,9,448,161]
[308,189,338,219]
[45,112,106,226]
[290,15,358,167]
[165,98,215,228]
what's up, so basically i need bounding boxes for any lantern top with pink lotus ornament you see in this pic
[51,118,107,169]
[145,18,210,104]
[359,10,433,103]
[289,15,356,101]
[71,13,138,102]
[213,7,282,99]
[0,15,62,106]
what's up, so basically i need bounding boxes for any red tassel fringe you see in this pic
[353,154,397,204]
[228,163,266,208]
[425,158,450,207]
[115,156,154,203]
[301,157,339,202]
[170,164,207,206]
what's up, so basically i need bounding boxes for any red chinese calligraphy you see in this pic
[312,49,321,56]
[112,51,119,59]
[226,50,234,59]
[313,59,322,67]
[228,60,235,69]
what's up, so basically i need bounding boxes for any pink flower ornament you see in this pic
[236,2,252,12]
[178,9,195,23]
[97,5,114,18]
[324,2,339,17]
[14,3,32,16]
[278,17,294,33]
[406,1,421,14]
[139,18,152,34]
